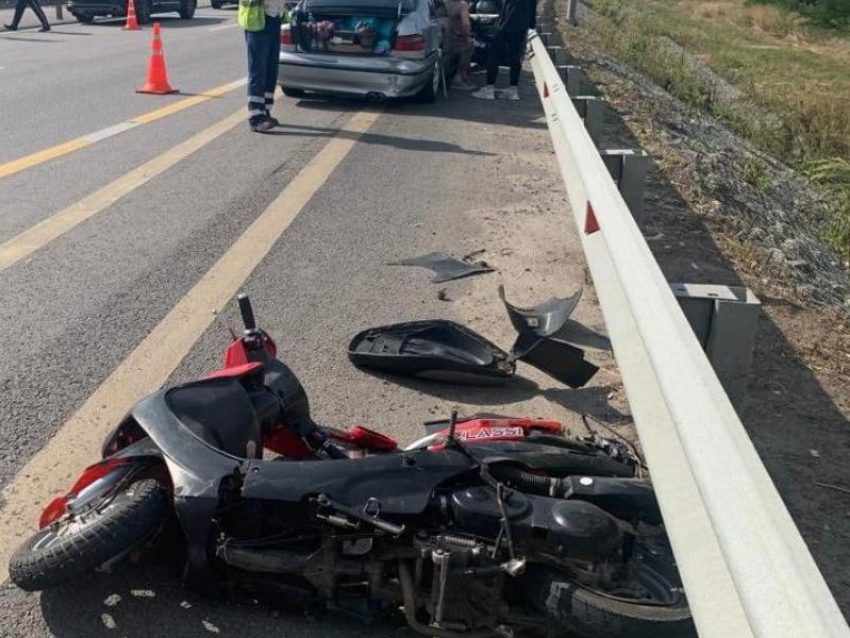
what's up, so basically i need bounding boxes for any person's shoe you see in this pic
[265,115,280,127]
[498,87,520,101]
[39,25,51,32]
[250,117,276,133]
[452,80,477,91]
[471,86,496,100]
[3,23,18,31]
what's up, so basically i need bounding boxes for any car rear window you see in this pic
[302,0,417,13]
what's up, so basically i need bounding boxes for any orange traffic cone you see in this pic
[137,23,177,95]
[123,0,140,30]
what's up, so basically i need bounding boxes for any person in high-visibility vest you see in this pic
[239,0,285,132]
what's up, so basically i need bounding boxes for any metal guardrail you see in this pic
[526,30,850,638]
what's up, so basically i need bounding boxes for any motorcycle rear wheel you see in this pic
[523,552,697,638]
[9,478,169,591]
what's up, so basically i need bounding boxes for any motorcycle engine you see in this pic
[450,486,624,562]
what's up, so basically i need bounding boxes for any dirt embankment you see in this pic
[546,0,850,618]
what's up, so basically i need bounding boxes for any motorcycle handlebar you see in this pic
[237,293,257,331]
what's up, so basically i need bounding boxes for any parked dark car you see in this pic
[68,0,196,23]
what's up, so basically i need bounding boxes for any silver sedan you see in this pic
[278,0,458,102]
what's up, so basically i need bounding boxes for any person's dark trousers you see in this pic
[245,14,282,124]
[486,29,526,86]
[8,0,50,29]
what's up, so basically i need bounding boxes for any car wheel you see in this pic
[210,0,222,7]
[178,0,196,19]
[135,0,151,24]
[282,87,306,98]
[415,59,441,104]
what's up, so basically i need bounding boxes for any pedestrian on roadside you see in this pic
[446,0,475,90]
[471,0,536,100]
[239,0,284,133]
[3,0,51,32]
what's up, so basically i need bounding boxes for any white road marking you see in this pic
[209,22,238,31]
[0,108,383,585]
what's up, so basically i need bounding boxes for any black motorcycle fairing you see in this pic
[463,440,635,478]
[348,320,515,385]
[166,378,265,460]
[498,284,582,338]
[240,448,477,515]
[510,332,599,389]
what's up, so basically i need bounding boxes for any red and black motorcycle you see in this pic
[10,295,694,638]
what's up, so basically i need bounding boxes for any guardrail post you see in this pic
[571,96,603,147]
[556,64,583,95]
[600,149,649,223]
[54,0,64,18]
[566,0,579,25]
[671,283,761,408]
[546,45,566,66]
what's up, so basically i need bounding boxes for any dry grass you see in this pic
[586,0,850,259]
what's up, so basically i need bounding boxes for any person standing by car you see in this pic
[3,0,51,32]
[239,0,284,133]
[471,0,535,100]
[446,0,475,90]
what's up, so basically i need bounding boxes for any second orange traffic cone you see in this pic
[137,23,177,95]
[124,0,140,30]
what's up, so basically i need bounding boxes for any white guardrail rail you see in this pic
[526,30,850,638]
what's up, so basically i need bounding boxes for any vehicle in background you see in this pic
[278,0,460,103]
[68,0,196,23]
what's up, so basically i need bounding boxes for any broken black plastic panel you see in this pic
[498,284,583,338]
[348,320,515,385]
[348,321,598,389]
[388,252,495,283]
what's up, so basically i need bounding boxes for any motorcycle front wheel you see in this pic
[522,551,697,638]
[9,478,169,591]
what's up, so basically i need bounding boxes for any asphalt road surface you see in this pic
[0,11,622,637]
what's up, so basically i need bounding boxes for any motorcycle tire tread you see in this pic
[524,567,697,638]
[9,479,169,592]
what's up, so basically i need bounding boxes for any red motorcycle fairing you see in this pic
[429,417,562,449]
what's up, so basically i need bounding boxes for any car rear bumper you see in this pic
[67,0,125,13]
[278,51,436,99]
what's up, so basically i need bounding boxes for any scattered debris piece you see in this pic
[815,482,850,495]
[389,251,494,283]
[810,449,821,458]
[499,284,582,337]
[437,288,451,302]
[103,594,121,607]
[101,613,117,630]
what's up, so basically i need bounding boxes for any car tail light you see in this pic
[393,34,427,58]
[394,34,426,52]
[39,458,131,529]
[280,25,294,46]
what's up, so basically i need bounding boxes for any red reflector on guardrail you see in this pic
[584,202,600,234]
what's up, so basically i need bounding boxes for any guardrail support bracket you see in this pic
[546,45,566,66]
[571,96,604,147]
[671,283,761,408]
[556,65,583,95]
[600,149,649,223]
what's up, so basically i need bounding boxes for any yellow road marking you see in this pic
[131,78,246,125]
[0,139,91,180]
[0,78,246,181]
[0,108,246,275]
[0,108,382,584]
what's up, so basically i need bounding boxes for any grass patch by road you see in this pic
[581,0,850,261]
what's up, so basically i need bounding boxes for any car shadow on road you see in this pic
[267,122,495,157]
[37,555,413,638]
[542,16,850,618]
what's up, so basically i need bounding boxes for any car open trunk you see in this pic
[292,0,419,56]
